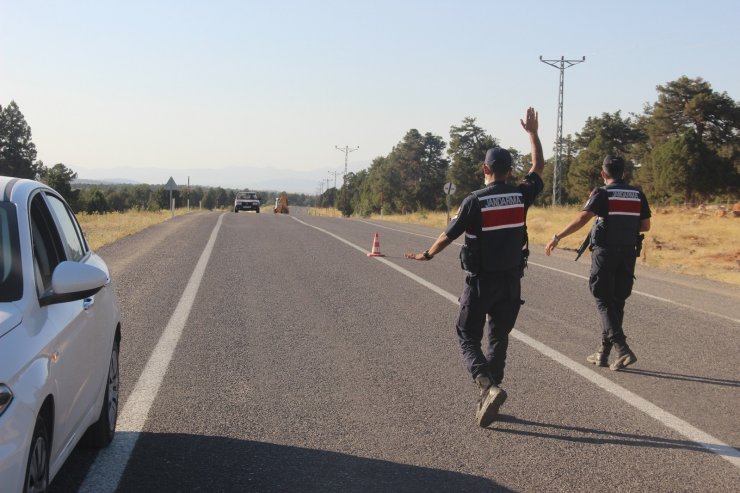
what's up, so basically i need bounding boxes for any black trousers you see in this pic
[589,246,636,345]
[455,269,522,384]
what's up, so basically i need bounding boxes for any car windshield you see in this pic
[237,193,257,200]
[0,202,22,302]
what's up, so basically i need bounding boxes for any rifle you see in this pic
[575,221,596,261]
[574,233,590,261]
[635,233,645,258]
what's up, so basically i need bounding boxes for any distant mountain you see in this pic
[70,163,370,194]
[74,178,142,185]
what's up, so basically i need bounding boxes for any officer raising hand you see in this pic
[405,107,544,428]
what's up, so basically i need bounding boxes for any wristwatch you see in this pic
[552,234,560,242]
[423,250,432,259]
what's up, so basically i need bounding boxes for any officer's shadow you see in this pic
[617,368,740,388]
[491,415,739,458]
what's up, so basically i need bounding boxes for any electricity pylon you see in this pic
[328,170,342,189]
[335,145,359,181]
[540,55,585,205]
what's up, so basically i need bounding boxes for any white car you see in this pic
[234,191,260,213]
[0,176,121,492]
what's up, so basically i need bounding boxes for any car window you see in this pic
[45,194,87,261]
[30,194,66,295]
[0,203,22,302]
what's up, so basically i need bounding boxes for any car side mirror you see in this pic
[40,261,108,306]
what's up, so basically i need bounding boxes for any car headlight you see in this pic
[0,384,13,417]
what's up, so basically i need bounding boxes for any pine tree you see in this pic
[447,117,497,203]
[40,163,79,208]
[0,101,43,179]
[642,76,739,201]
[566,112,644,201]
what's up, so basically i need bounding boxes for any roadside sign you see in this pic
[165,177,177,218]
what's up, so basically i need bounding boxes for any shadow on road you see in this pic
[492,415,739,458]
[53,432,508,492]
[618,368,740,388]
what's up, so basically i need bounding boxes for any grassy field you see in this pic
[310,205,740,285]
[77,209,200,251]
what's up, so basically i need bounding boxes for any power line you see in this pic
[335,145,359,180]
[328,170,342,189]
[540,55,585,205]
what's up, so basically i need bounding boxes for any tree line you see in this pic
[0,100,310,212]
[2,75,738,215]
[71,184,312,213]
[328,76,738,216]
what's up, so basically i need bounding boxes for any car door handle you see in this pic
[83,297,95,310]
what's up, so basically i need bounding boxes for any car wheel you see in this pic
[234,207,238,213]
[82,339,119,448]
[25,416,50,493]
[256,208,260,213]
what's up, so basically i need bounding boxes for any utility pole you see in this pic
[540,55,585,205]
[328,170,341,189]
[335,145,359,180]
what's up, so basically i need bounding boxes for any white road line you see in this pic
[79,214,225,493]
[525,262,740,324]
[293,215,740,469]
[357,219,739,325]
[357,218,444,240]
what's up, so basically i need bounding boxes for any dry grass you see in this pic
[77,208,199,251]
[308,207,344,218]
[642,206,740,284]
[365,205,740,285]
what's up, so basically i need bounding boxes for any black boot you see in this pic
[474,372,507,428]
[586,341,611,367]
[610,341,637,371]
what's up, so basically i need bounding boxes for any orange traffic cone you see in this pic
[367,232,385,257]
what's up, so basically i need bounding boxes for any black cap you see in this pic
[603,155,624,167]
[484,147,512,173]
[602,155,625,179]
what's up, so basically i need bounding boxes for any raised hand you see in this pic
[520,107,538,134]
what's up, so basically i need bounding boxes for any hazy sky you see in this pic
[2,0,738,182]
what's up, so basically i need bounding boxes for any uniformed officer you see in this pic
[545,156,651,370]
[405,107,544,427]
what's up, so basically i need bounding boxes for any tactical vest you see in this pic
[464,183,527,272]
[591,182,643,247]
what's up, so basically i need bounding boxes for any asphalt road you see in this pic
[52,207,740,492]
